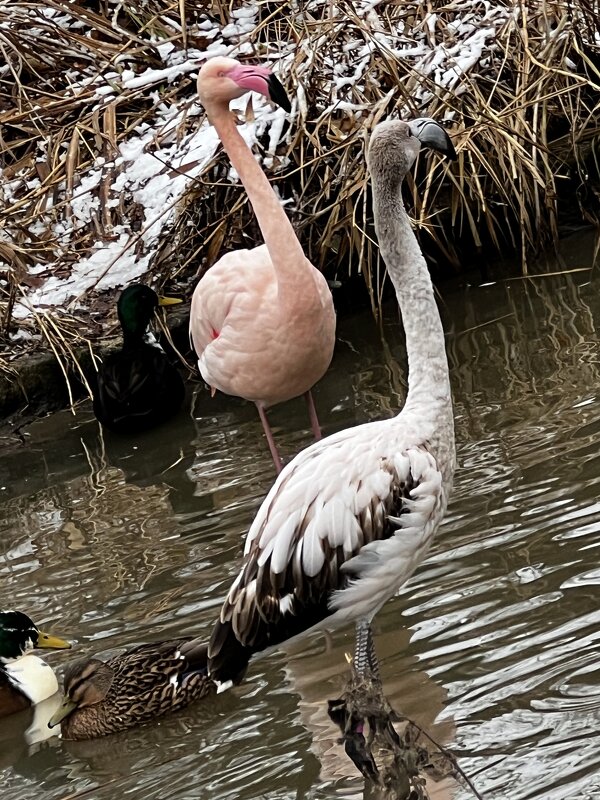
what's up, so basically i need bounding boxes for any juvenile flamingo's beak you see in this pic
[408,118,456,160]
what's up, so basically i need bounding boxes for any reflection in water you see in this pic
[2,249,600,798]
[284,628,457,799]
[0,694,60,769]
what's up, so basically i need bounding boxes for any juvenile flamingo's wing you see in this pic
[207,421,444,683]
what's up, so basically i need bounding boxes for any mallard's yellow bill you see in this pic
[158,296,182,306]
[37,631,72,650]
[48,698,78,728]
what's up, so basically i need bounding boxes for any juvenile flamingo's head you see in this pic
[197,57,291,112]
[368,119,455,183]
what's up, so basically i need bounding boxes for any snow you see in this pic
[122,62,198,90]
[2,0,526,320]
[71,172,102,224]
[15,235,148,314]
[156,42,175,61]
[12,121,223,317]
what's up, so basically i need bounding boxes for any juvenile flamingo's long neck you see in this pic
[371,164,454,457]
[207,103,310,300]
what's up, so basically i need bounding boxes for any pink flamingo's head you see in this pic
[197,57,291,113]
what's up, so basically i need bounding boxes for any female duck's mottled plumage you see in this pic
[204,118,456,686]
[93,284,185,433]
[0,610,71,718]
[49,639,215,740]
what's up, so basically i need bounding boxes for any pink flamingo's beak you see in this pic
[226,65,291,113]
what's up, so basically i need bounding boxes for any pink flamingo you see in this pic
[190,57,336,472]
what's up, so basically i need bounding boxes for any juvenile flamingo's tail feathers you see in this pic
[207,571,335,684]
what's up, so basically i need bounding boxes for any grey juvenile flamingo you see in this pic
[184,118,456,709]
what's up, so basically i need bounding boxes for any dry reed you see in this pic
[1,0,599,375]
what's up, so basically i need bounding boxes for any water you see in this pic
[2,235,600,799]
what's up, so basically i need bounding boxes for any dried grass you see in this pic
[1,0,600,371]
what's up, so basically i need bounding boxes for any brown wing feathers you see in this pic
[208,465,418,684]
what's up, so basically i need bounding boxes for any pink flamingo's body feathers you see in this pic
[190,58,336,469]
[190,244,334,409]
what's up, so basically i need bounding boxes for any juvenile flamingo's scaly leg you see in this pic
[256,403,283,473]
[304,390,322,440]
[354,620,380,681]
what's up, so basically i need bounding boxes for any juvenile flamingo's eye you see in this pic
[218,71,226,78]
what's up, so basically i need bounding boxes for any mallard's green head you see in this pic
[0,610,71,661]
[117,284,181,341]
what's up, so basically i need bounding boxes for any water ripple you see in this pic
[3,269,600,798]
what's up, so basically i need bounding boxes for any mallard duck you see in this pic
[0,610,71,718]
[48,639,216,739]
[93,284,185,433]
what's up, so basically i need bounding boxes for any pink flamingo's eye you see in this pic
[218,71,226,78]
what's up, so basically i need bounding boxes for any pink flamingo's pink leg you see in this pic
[256,403,283,474]
[304,390,322,440]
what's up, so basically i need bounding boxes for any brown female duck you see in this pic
[48,639,215,739]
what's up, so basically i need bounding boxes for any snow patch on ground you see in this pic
[2,0,517,321]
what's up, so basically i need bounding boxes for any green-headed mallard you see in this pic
[48,639,215,740]
[93,284,185,433]
[0,610,71,718]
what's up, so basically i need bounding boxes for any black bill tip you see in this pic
[266,73,292,113]
[408,118,457,161]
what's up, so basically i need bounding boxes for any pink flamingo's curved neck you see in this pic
[207,102,309,299]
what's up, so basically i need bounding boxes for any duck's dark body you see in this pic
[92,283,185,433]
[0,668,30,718]
[93,341,185,434]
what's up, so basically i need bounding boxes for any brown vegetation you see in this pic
[1,0,599,382]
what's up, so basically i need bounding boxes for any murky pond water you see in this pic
[2,234,600,800]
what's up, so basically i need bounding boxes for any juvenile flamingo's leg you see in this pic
[304,390,322,440]
[354,620,381,681]
[256,404,283,474]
